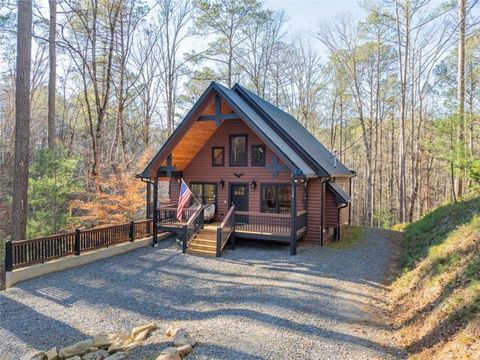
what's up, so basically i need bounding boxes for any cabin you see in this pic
[138,82,354,257]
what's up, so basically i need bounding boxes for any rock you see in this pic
[104,352,126,360]
[107,339,131,354]
[81,349,109,360]
[176,345,192,357]
[45,347,58,360]
[59,340,94,358]
[132,329,151,342]
[156,347,181,360]
[131,323,156,341]
[124,342,142,351]
[93,333,130,349]
[165,327,180,337]
[66,357,82,360]
[172,329,196,347]
[21,350,45,360]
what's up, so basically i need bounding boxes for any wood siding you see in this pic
[304,178,322,242]
[168,119,305,220]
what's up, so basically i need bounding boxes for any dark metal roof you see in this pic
[233,84,353,177]
[327,181,351,204]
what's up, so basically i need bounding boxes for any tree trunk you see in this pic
[6,0,33,290]
[47,0,56,148]
[457,0,466,197]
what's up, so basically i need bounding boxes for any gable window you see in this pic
[212,146,224,167]
[261,184,291,214]
[251,145,266,166]
[230,134,247,166]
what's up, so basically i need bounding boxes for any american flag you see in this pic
[177,179,192,221]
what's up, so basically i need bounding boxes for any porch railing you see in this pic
[182,205,205,253]
[296,210,307,235]
[157,206,198,225]
[216,204,235,257]
[6,220,153,270]
[234,211,291,235]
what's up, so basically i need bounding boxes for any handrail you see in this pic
[234,211,291,218]
[216,204,235,257]
[182,205,205,253]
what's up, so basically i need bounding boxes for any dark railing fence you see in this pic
[234,211,291,235]
[296,210,307,233]
[182,206,205,253]
[157,206,198,225]
[5,219,153,271]
[216,205,235,257]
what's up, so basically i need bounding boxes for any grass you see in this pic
[325,226,365,249]
[391,197,480,359]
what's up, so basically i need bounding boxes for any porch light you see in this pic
[251,180,257,189]
[219,179,225,189]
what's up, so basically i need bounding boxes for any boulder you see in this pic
[176,345,192,357]
[59,340,94,358]
[45,347,58,360]
[131,324,157,341]
[156,347,181,360]
[81,349,109,360]
[107,340,130,354]
[21,350,45,360]
[172,329,196,347]
[66,357,81,360]
[93,333,130,349]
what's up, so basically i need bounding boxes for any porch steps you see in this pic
[187,228,217,257]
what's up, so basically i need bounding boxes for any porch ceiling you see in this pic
[161,97,234,171]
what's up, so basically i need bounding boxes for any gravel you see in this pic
[0,229,405,360]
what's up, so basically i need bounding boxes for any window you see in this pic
[230,135,247,166]
[212,147,224,167]
[251,145,266,166]
[261,184,291,214]
[191,183,217,209]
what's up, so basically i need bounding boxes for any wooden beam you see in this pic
[197,113,239,122]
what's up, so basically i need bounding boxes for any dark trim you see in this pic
[197,113,239,121]
[156,170,183,178]
[290,178,297,255]
[234,232,290,242]
[211,146,225,167]
[260,183,291,214]
[229,134,248,167]
[251,144,266,167]
[152,177,159,246]
[229,182,249,211]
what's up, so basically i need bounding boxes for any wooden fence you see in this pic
[5,220,153,270]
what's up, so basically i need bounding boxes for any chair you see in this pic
[203,203,216,222]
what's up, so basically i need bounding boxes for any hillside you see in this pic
[390,197,480,359]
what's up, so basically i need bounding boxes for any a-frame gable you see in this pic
[140,82,316,178]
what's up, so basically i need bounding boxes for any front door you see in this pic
[230,184,248,211]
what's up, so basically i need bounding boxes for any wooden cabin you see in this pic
[139,82,354,256]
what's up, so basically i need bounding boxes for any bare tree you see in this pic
[47,0,56,148]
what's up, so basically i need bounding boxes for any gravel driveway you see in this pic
[1,228,404,359]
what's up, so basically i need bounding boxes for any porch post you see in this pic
[152,177,159,246]
[146,181,152,219]
[290,177,297,256]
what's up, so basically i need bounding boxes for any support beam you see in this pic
[152,177,159,246]
[158,153,176,177]
[197,113,239,122]
[146,181,152,219]
[290,178,297,256]
[215,94,221,126]
[267,155,289,178]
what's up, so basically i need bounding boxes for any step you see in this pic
[187,248,216,257]
[189,243,217,251]
[198,228,216,234]
[195,233,216,240]
[192,238,217,246]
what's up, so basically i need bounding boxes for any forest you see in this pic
[0,0,479,245]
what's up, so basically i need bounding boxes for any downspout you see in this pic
[320,176,331,246]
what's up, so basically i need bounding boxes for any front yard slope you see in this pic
[391,197,480,359]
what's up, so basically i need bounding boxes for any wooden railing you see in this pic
[234,211,291,236]
[157,206,198,225]
[216,205,235,257]
[5,220,153,270]
[182,205,205,253]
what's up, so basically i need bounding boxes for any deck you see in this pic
[156,207,307,242]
